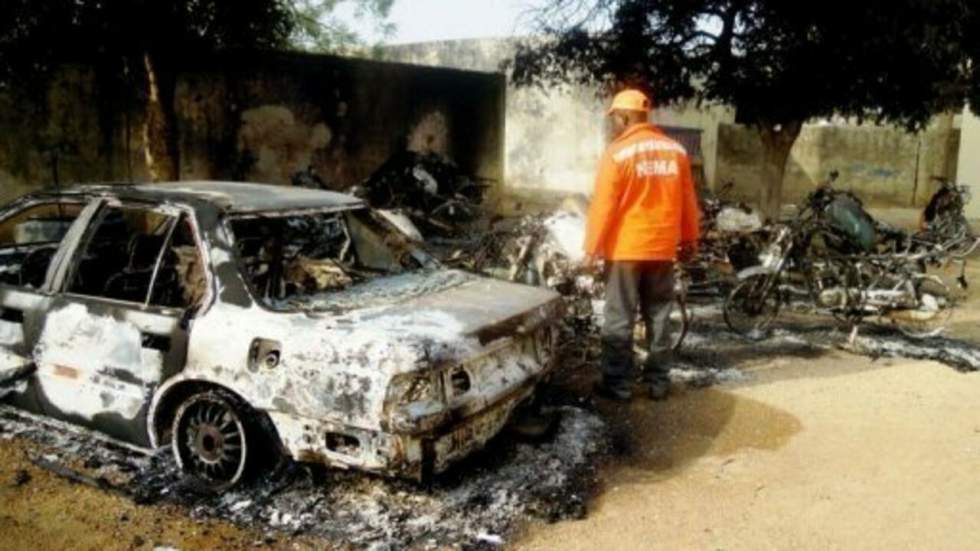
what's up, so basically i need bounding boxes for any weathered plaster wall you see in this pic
[717,122,960,208]
[0,52,505,205]
[0,66,138,203]
[382,39,736,196]
[956,107,980,219]
[384,39,962,212]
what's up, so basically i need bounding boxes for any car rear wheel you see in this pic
[172,390,254,490]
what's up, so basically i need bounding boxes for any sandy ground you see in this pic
[0,438,326,551]
[1,246,978,550]
[516,352,980,550]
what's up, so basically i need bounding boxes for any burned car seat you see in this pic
[103,234,179,304]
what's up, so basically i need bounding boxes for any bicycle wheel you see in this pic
[632,293,690,353]
[724,273,781,338]
[668,292,690,351]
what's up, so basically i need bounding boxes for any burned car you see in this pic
[0,182,562,488]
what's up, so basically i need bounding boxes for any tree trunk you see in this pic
[755,121,803,221]
[142,51,179,181]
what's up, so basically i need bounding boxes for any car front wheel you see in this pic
[172,390,254,490]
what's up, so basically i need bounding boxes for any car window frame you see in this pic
[59,198,213,317]
[224,205,437,312]
[0,196,93,294]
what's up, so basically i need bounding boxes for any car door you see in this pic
[32,200,208,446]
[0,197,97,405]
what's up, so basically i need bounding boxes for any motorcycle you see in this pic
[724,175,961,339]
[686,181,766,296]
[919,176,976,255]
[504,209,692,352]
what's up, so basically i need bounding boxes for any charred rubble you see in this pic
[1,402,608,550]
[352,151,487,238]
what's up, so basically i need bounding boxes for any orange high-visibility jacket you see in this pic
[584,123,701,261]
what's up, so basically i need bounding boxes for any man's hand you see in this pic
[581,253,602,273]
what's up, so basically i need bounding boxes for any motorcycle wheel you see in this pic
[724,273,781,339]
[886,276,955,339]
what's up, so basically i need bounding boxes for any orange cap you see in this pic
[607,89,652,115]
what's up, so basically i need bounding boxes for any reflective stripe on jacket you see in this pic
[584,123,701,261]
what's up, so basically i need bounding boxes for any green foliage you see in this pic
[0,0,295,91]
[288,0,396,53]
[0,1,396,90]
[513,0,979,130]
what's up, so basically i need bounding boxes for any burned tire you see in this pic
[172,390,258,491]
[887,276,955,340]
[724,274,781,339]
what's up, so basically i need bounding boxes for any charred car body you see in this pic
[0,182,562,488]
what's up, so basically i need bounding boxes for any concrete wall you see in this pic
[0,66,133,203]
[957,107,980,219]
[383,38,962,211]
[715,121,959,208]
[0,51,506,205]
[382,39,735,198]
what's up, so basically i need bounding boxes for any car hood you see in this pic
[292,269,562,358]
[293,269,559,325]
[351,271,563,344]
[282,269,478,314]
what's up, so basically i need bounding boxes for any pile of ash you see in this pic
[679,308,980,374]
[0,404,608,550]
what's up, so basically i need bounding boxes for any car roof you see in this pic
[55,181,365,213]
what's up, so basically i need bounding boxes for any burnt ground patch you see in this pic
[0,403,608,551]
[680,304,980,374]
[550,303,980,404]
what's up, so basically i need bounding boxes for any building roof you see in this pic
[61,181,365,213]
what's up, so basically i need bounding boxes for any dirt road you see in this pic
[517,351,980,550]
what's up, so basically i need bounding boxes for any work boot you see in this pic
[648,379,670,401]
[593,380,632,402]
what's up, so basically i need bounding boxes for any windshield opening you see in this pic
[229,208,432,307]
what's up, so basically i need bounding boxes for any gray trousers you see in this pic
[601,261,675,388]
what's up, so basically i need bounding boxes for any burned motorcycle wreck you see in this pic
[474,201,692,354]
[685,182,765,297]
[920,176,976,253]
[351,150,487,238]
[724,176,976,340]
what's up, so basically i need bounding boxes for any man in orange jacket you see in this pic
[585,89,701,401]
